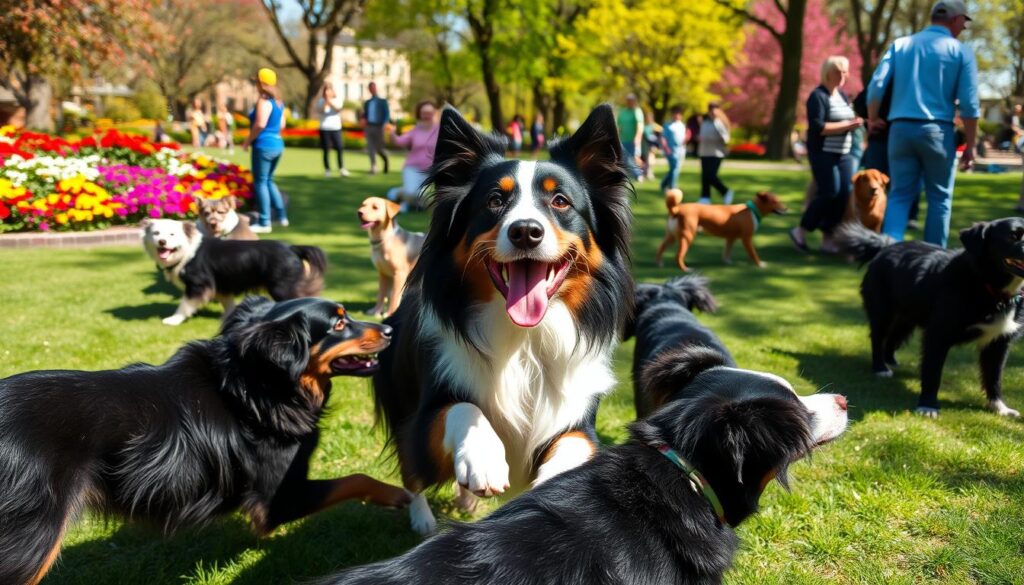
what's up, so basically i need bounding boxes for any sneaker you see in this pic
[324,170,332,178]
[723,189,734,205]
[906,219,920,231]
[339,168,350,177]
[697,197,711,205]
[251,224,272,234]
[368,168,377,176]
[278,219,289,228]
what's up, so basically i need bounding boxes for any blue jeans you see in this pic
[621,141,642,179]
[885,121,956,247]
[251,147,287,227]
[800,150,853,233]
[660,151,683,191]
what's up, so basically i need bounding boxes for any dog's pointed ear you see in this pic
[430,106,507,191]
[236,311,311,381]
[224,195,238,210]
[386,200,401,219]
[640,345,728,398]
[960,221,989,257]
[139,218,153,231]
[549,104,626,191]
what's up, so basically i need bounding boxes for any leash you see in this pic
[649,441,728,526]
[744,200,762,232]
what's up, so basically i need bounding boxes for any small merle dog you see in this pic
[142,218,327,325]
[316,347,848,585]
[0,297,409,585]
[838,218,1024,417]
[625,274,735,417]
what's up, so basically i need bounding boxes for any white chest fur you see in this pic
[421,300,616,487]
[973,278,1023,346]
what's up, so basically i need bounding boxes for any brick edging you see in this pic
[0,227,142,249]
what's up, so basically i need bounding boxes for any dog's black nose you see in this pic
[380,324,393,338]
[157,239,166,246]
[508,219,544,249]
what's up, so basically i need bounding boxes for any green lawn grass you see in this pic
[3,147,1023,584]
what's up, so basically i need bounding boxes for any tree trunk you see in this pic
[25,76,54,132]
[480,50,503,131]
[552,92,568,136]
[765,0,806,160]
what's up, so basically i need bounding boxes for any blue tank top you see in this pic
[248,98,284,150]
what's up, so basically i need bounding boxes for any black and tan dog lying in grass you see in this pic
[0,297,410,585]
[315,346,848,585]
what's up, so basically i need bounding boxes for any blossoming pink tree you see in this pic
[716,0,863,137]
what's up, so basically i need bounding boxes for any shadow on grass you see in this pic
[104,302,221,322]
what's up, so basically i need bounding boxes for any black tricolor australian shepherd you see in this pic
[625,274,735,418]
[318,347,848,584]
[142,218,327,325]
[372,105,632,533]
[0,297,409,585]
[838,218,1024,417]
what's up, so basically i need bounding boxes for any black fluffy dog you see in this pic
[625,274,735,418]
[0,297,410,585]
[838,218,1024,417]
[317,347,848,585]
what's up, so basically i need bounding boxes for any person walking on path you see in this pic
[387,100,439,211]
[697,103,733,204]
[660,105,687,192]
[189,98,209,148]
[318,82,349,178]
[362,81,390,175]
[530,113,546,155]
[215,102,234,154]
[617,93,645,181]
[866,0,979,248]
[791,56,862,254]
[241,68,288,234]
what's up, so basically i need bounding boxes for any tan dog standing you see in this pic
[656,191,788,271]
[358,197,426,316]
[846,169,888,232]
[196,195,258,240]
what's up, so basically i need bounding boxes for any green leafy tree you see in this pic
[565,0,744,122]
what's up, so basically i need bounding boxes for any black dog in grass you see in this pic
[625,274,735,418]
[316,347,848,585]
[0,297,410,585]
[837,218,1024,417]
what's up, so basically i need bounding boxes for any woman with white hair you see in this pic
[790,55,863,253]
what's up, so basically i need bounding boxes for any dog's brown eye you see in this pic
[551,194,571,210]
[488,194,504,210]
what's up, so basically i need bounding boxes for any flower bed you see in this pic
[0,127,252,232]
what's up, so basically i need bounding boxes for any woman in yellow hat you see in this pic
[242,68,288,233]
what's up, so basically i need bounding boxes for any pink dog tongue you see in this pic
[505,260,549,327]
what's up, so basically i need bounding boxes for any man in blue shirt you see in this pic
[363,81,391,175]
[867,0,979,248]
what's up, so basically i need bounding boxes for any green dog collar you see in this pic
[652,442,728,526]
[745,200,762,232]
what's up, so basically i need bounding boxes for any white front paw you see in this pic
[914,406,939,418]
[408,492,436,536]
[988,399,1020,417]
[162,314,186,326]
[453,430,509,497]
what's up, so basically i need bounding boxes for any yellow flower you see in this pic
[201,179,217,192]
[55,213,69,225]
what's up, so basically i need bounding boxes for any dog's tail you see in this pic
[665,274,719,313]
[291,245,328,297]
[664,189,683,212]
[833,222,894,265]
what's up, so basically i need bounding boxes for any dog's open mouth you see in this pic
[359,219,378,230]
[1004,258,1024,274]
[155,245,178,261]
[330,352,380,376]
[485,257,571,327]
